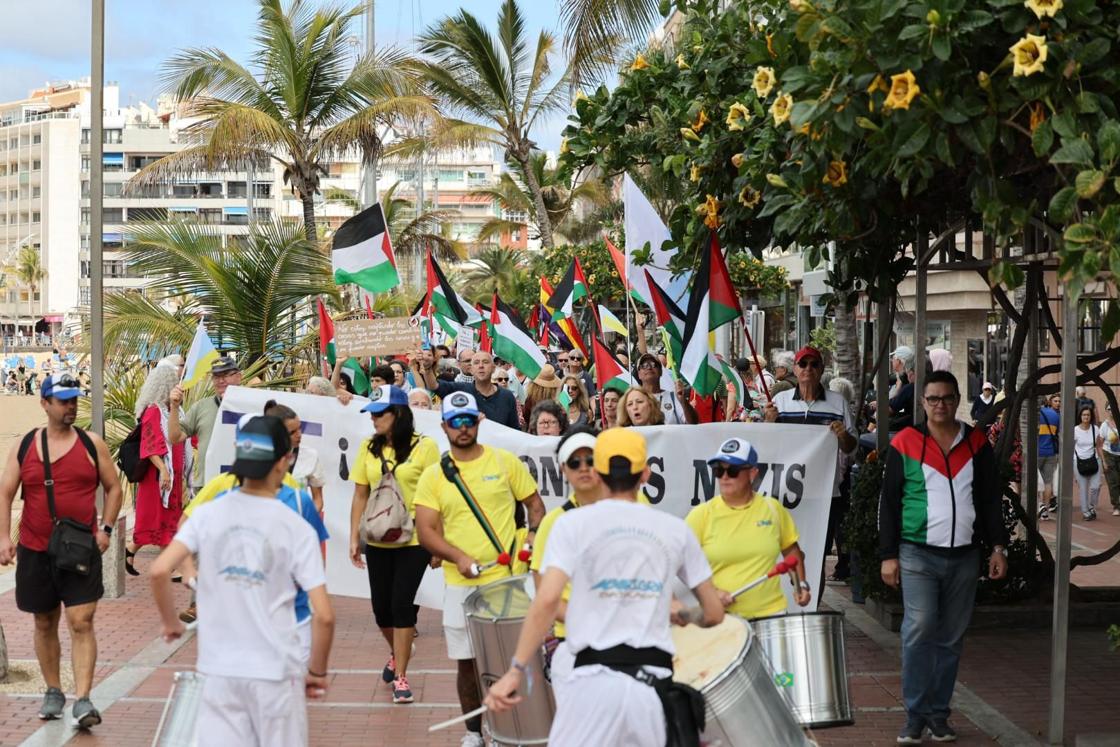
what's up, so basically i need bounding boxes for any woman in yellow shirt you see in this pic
[686,437,811,619]
[348,385,439,704]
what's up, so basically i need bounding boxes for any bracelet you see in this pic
[308,669,328,678]
[510,657,533,695]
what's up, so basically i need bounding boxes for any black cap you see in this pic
[229,415,291,479]
[210,356,239,375]
[735,357,752,372]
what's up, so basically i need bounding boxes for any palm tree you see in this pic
[471,153,613,245]
[324,181,466,260]
[458,247,531,303]
[7,246,47,324]
[405,0,585,248]
[109,220,338,365]
[131,0,429,243]
[560,0,660,86]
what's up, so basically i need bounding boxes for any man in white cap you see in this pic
[414,391,545,747]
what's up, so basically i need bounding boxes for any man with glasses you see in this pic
[454,349,475,383]
[414,392,546,747]
[878,370,1008,744]
[764,346,856,495]
[0,374,124,729]
[563,350,595,399]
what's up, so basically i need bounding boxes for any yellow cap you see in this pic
[594,427,647,476]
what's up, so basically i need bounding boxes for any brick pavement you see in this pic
[0,547,1117,746]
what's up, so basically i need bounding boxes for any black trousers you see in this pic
[364,544,430,629]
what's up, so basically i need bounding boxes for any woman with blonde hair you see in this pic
[126,363,186,575]
[617,387,666,427]
[560,375,593,428]
[523,364,562,422]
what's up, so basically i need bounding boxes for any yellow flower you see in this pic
[753,67,777,98]
[574,90,588,102]
[822,160,848,188]
[629,54,649,72]
[731,153,745,169]
[680,127,701,142]
[738,186,761,208]
[691,109,710,132]
[559,137,569,154]
[789,0,811,12]
[866,74,889,95]
[1011,34,1048,77]
[676,54,690,70]
[690,164,703,182]
[797,122,811,136]
[766,34,777,59]
[1025,0,1062,19]
[1029,102,1046,132]
[697,194,722,229]
[883,70,921,110]
[770,92,794,126]
[726,102,752,131]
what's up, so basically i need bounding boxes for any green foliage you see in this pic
[1109,624,1120,652]
[562,0,1120,335]
[842,456,897,603]
[809,321,837,357]
[726,252,790,300]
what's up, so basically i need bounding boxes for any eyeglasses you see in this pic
[712,464,746,478]
[536,417,560,428]
[924,395,958,406]
[639,361,659,370]
[796,360,822,369]
[565,455,595,469]
[447,415,479,429]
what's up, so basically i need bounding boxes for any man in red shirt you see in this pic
[0,374,123,729]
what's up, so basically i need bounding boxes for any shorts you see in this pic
[442,583,477,660]
[1039,455,1059,486]
[548,666,668,747]
[15,544,103,614]
[198,674,307,747]
[364,544,431,629]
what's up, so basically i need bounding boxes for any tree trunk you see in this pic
[515,146,555,249]
[833,302,861,386]
[301,194,318,245]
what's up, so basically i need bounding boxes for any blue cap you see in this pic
[361,384,409,413]
[441,390,480,421]
[41,373,83,401]
[707,438,759,467]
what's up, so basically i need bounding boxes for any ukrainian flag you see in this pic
[181,320,219,390]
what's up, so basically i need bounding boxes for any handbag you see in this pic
[1076,426,1099,476]
[41,429,97,576]
[359,454,414,545]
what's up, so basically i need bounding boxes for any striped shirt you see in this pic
[771,386,856,496]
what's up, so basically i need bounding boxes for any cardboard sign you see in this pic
[335,317,421,357]
[456,325,477,354]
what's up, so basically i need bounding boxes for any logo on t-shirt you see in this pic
[590,577,664,599]
[216,526,272,588]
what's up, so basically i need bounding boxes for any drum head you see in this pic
[671,616,751,690]
[463,574,535,620]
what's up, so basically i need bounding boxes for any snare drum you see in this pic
[672,616,811,747]
[750,611,853,727]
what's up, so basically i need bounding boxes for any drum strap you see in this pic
[574,645,673,671]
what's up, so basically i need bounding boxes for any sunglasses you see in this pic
[797,360,822,369]
[568,357,582,363]
[924,395,958,406]
[494,377,509,383]
[55,374,80,388]
[639,361,660,370]
[565,455,595,469]
[557,358,569,363]
[712,464,747,478]
[447,415,479,429]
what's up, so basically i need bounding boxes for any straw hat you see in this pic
[533,364,562,389]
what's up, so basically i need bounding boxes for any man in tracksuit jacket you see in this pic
[878,370,1009,744]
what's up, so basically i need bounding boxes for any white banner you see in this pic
[207,386,838,610]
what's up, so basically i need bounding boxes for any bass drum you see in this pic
[749,611,853,727]
[672,616,813,747]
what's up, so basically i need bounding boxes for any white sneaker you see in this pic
[1112,509,1119,516]
[460,733,485,747]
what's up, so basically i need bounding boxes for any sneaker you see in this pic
[382,655,395,683]
[178,604,197,624]
[1112,509,1119,516]
[392,675,414,704]
[928,720,957,742]
[1083,512,1093,521]
[72,698,101,729]
[897,721,924,744]
[1039,507,1051,521]
[1090,507,1098,519]
[460,733,485,747]
[38,687,65,720]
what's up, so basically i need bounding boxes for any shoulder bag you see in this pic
[41,429,98,575]
[359,440,417,546]
[1076,426,1099,476]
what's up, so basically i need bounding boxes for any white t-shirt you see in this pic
[291,446,325,489]
[175,490,326,681]
[541,499,712,656]
[1100,421,1120,455]
[654,389,688,425]
[1074,424,1099,460]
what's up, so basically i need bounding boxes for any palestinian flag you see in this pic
[606,237,644,305]
[717,354,746,409]
[681,234,742,396]
[592,336,634,394]
[317,297,335,376]
[646,269,687,369]
[547,258,591,321]
[426,251,482,337]
[341,358,371,396]
[490,294,547,379]
[540,276,588,357]
[476,303,493,353]
[331,203,400,293]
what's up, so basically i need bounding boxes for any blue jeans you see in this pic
[899,543,979,725]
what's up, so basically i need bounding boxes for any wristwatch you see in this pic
[797,580,811,592]
[993,546,1008,557]
[101,524,113,536]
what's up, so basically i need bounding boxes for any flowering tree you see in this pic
[561,0,1120,335]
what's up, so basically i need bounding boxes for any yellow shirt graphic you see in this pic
[685,494,798,619]
[414,446,537,586]
[350,436,439,548]
[183,471,302,519]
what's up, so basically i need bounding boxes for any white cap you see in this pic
[557,432,597,464]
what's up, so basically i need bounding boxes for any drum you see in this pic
[152,671,203,747]
[750,611,853,727]
[464,575,555,746]
[672,616,811,747]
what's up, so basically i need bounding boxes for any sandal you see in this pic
[125,549,140,577]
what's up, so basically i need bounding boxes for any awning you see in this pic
[223,206,248,216]
[102,232,123,243]
[169,207,197,213]
[43,315,64,323]
[102,153,123,164]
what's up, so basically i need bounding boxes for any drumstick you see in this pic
[468,552,512,578]
[428,704,489,732]
[729,557,795,600]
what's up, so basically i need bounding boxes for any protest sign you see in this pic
[335,317,421,358]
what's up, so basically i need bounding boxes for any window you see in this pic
[81,156,90,171]
[103,182,123,197]
[104,129,123,144]
[32,160,40,171]
[32,212,40,223]
[128,207,167,222]
[81,208,90,224]
[438,169,463,182]
[102,208,124,223]
[466,170,489,186]
[252,207,272,221]
[81,129,90,144]
[81,261,89,278]
[32,134,41,144]
[80,286,91,306]
[253,182,271,198]
[32,186,40,198]
[227,181,247,198]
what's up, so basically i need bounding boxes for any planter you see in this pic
[864,588,1120,633]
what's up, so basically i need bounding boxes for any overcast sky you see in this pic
[0,0,577,150]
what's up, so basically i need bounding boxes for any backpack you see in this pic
[359,448,415,546]
[115,421,150,483]
[18,428,98,471]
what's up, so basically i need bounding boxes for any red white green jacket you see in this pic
[878,422,1009,559]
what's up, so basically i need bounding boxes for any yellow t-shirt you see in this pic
[414,446,537,586]
[351,435,439,548]
[183,471,302,519]
[685,494,799,619]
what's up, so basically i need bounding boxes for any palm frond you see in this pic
[561,0,659,88]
